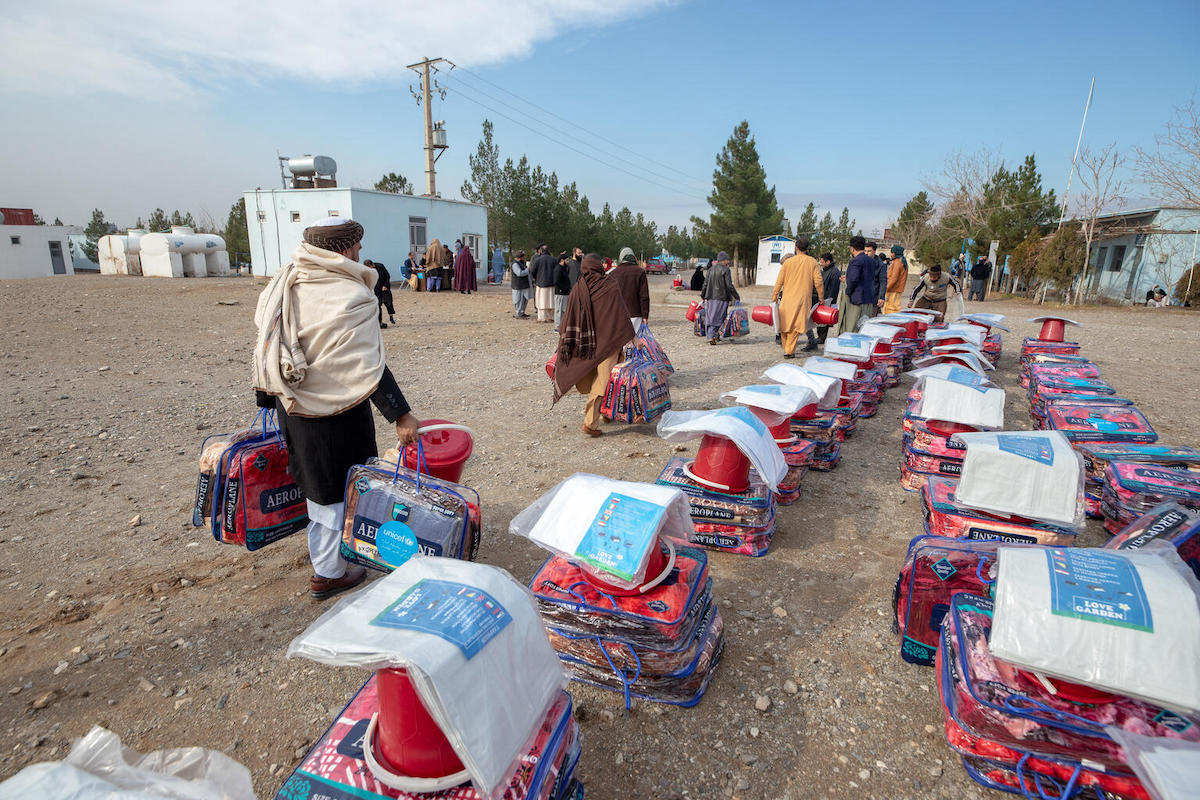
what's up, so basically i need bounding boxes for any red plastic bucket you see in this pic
[1038,319,1066,342]
[545,353,556,380]
[672,276,683,288]
[811,305,839,326]
[403,420,474,483]
[791,402,818,421]
[872,340,893,356]
[941,354,978,370]
[925,420,979,439]
[373,667,465,780]
[751,305,774,325]
[583,538,671,596]
[685,301,701,322]
[690,434,751,493]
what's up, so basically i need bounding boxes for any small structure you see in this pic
[98,227,229,278]
[754,235,796,287]
[1076,207,1200,303]
[244,187,488,278]
[1,209,75,279]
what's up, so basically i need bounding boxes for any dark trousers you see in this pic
[377,293,395,323]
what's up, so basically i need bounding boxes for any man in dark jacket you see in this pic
[510,249,532,318]
[568,247,583,289]
[530,244,557,323]
[609,246,650,330]
[701,251,740,344]
[969,256,992,301]
[366,260,396,328]
[865,241,887,316]
[837,235,876,334]
[818,253,840,343]
[553,251,573,331]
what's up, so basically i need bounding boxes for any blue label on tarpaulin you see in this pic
[930,557,957,581]
[1045,549,1153,633]
[743,384,784,395]
[370,579,512,659]
[575,493,665,583]
[946,367,985,387]
[839,334,872,346]
[376,520,420,567]
[997,435,1056,466]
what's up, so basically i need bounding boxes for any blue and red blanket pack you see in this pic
[192,410,308,550]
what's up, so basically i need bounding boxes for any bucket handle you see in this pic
[596,638,642,711]
[681,460,734,493]
[362,712,471,793]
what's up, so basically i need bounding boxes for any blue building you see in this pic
[1081,206,1200,303]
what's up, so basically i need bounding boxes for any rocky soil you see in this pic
[0,274,1196,799]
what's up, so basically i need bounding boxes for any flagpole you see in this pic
[1058,76,1096,228]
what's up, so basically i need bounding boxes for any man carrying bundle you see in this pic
[253,217,420,600]
[772,237,824,357]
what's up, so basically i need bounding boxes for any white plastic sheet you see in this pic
[1107,727,1200,800]
[955,313,1010,332]
[287,558,566,800]
[719,384,817,422]
[930,344,995,370]
[803,356,859,380]
[907,363,999,389]
[951,430,1085,529]
[915,376,1005,429]
[926,326,985,347]
[991,544,1200,714]
[823,334,877,362]
[762,364,842,408]
[657,407,787,489]
[0,726,254,800]
[911,352,990,377]
[509,474,693,587]
[1027,315,1081,327]
[858,321,902,341]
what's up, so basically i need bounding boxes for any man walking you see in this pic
[883,245,907,314]
[701,251,740,345]
[252,216,420,600]
[772,237,824,357]
[836,235,877,335]
[913,264,959,314]
[530,244,557,323]
[969,256,992,301]
[553,251,572,331]
[817,253,840,343]
[865,241,887,316]
[609,246,650,330]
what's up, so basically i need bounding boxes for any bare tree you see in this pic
[923,148,1002,231]
[1072,142,1126,304]
[1134,96,1200,209]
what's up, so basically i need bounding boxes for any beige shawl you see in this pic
[253,242,385,418]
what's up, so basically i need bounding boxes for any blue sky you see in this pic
[2,0,1196,236]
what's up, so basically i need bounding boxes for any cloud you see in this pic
[0,0,674,97]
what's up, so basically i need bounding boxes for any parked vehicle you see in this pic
[644,258,669,274]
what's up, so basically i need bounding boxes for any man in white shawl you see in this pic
[253,217,420,599]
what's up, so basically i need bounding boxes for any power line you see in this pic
[448,88,706,202]
[455,64,711,186]
[444,73,711,195]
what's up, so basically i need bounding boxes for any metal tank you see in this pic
[286,155,337,177]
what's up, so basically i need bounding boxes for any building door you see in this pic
[409,217,427,256]
[48,241,67,274]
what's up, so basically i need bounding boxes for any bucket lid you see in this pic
[414,419,474,466]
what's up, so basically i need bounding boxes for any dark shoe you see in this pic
[310,565,366,600]
[783,353,796,359]
[389,316,396,323]
[708,337,718,345]
[582,424,602,437]
[379,323,388,329]
[775,334,782,344]
[802,341,817,352]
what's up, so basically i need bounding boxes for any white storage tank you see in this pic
[287,155,337,178]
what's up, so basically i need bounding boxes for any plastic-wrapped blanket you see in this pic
[627,321,674,376]
[915,376,1005,430]
[721,303,749,338]
[275,679,582,800]
[991,545,1200,715]
[1104,502,1200,580]
[1102,462,1200,533]
[920,476,1078,545]
[600,355,672,425]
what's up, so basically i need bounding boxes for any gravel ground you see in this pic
[0,274,1196,799]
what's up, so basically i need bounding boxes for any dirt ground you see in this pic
[0,274,1196,799]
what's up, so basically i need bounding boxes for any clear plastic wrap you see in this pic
[718,384,817,421]
[762,363,842,408]
[911,352,990,376]
[656,408,787,490]
[914,376,1005,430]
[927,326,985,347]
[0,725,253,799]
[287,558,566,800]
[951,430,1085,530]
[906,362,999,388]
[508,474,692,588]
[991,544,1200,715]
[1107,727,1200,800]
[802,356,858,380]
[822,333,877,362]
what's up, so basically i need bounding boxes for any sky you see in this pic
[2,0,1197,238]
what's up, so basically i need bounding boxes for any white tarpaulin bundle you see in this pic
[956,313,1010,332]
[509,474,693,587]
[1107,727,1200,800]
[719,384,818,422]
[657,407,787,489]
[287,558,566,800]
[992,544,1200,714]
[950,430,1085,529]
[762,364,841,408]
[927,326,985,347]
[824,334,877,362]
[859,321,903,341]
[915,376,1005,429]
[912,352,990,377]
[803,356,858,380]
[907,363,999,389]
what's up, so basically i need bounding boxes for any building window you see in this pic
[290,211,301,222]
[462,233,481,262]
[409,216,427,253]
[1108,245,1126,272]
[257,210,266,222]
[327,210,339,217]
[1094,246,1107,270]
[9,236,20,245]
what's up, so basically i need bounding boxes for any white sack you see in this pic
[762,364,842,408]
[915,376,1005,429]
[951,430,1084,529]
[719,384,818,421]
[803,356,859,380]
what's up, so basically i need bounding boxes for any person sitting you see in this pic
[690,263,705,291]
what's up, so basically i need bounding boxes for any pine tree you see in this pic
[224,198,250,264]
[52,217,63,226]
[147,208,169,231]
[691,121,785,283]
[460,120,502,246]
[1036,223,1086,298]
[375,172,413,194]
[794,202,819,242]
[170,210,195,228]
[893,191,935,253]
[82,209,109,262]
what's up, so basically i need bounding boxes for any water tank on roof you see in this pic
[287,155,337,178]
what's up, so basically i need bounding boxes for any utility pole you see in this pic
[407,56,452,197]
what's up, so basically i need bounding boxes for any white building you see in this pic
[754,235,796,287]
[243,188,488,278]
[1079,207,1200,303]
[1,224,76,279]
